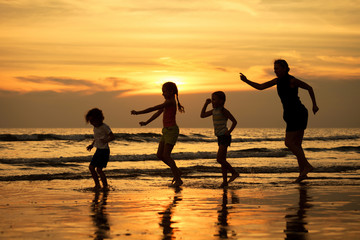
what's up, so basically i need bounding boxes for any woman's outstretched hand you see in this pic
[239,73,247,82]
[139,121,147,126]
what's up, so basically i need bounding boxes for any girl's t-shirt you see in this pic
[93,123,112,149]
[163,104,177,127]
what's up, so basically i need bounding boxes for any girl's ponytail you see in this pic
[163,81,185,113]
[176,94,185,113]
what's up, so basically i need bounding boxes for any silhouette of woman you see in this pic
[240,59,319,182]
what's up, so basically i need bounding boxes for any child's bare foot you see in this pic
[294,174,308,183]
[228,172,239,183]
[172,179,183,187]
[171,169,183,184]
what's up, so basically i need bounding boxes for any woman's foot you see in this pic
[300,165,314,177]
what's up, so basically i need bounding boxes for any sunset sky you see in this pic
[0,0,359,128]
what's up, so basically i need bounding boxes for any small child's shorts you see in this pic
[90,148,110,168]
[217,135,231,147]
[160,125,179,145]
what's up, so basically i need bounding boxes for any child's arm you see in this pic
[131,101,171,115]
[200,98,213,118]
[223,108,237,135]
[103,132,115,144]
[139,109,163,126]
[87,140,95,151]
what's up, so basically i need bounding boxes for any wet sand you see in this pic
[0,178,359,240]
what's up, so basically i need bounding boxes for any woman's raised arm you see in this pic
[239,73,277,90]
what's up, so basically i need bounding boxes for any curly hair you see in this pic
[85,108,104,123]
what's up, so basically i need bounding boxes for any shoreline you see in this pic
[1,179,359,239]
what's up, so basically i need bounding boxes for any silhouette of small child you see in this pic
[201,91,239,187]
[86,108,115,190]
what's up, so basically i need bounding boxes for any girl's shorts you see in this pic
[217,135,231,147]
[90,148,110,168]
[283,107,308,132]
[160,125,179,145]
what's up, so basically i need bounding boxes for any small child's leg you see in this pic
[217,145,229,186]
[89,165,101,188]
[163,143,183,186]
[157,141,171,166]
[228,172,239,183]
[217,145,239,185]
[220,165,228,186]
[96,167,108,189]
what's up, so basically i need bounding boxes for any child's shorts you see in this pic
[160,125,179,145]
[217,135,231,147]
[90,148,110,168]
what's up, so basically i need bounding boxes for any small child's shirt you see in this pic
[93,123,112,149]
[212,108,228,136]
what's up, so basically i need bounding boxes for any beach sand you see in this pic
[0,178,359,240]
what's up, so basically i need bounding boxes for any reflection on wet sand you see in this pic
[284,184,313,240]
[216,188,239,239]
[159,187,183,240]
[91,190,110,240]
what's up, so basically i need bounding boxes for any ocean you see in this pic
[0,128,359,187]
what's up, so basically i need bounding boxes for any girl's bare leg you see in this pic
[157,141,170,167]
[163,143,182,186]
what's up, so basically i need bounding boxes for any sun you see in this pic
[156,76,186,91]
[157,76,184,85]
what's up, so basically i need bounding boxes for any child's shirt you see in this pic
[93,123,112,149]
[212,108,228,136]
[163,104,177,127]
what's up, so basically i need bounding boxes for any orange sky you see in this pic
[0,0,359,127]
